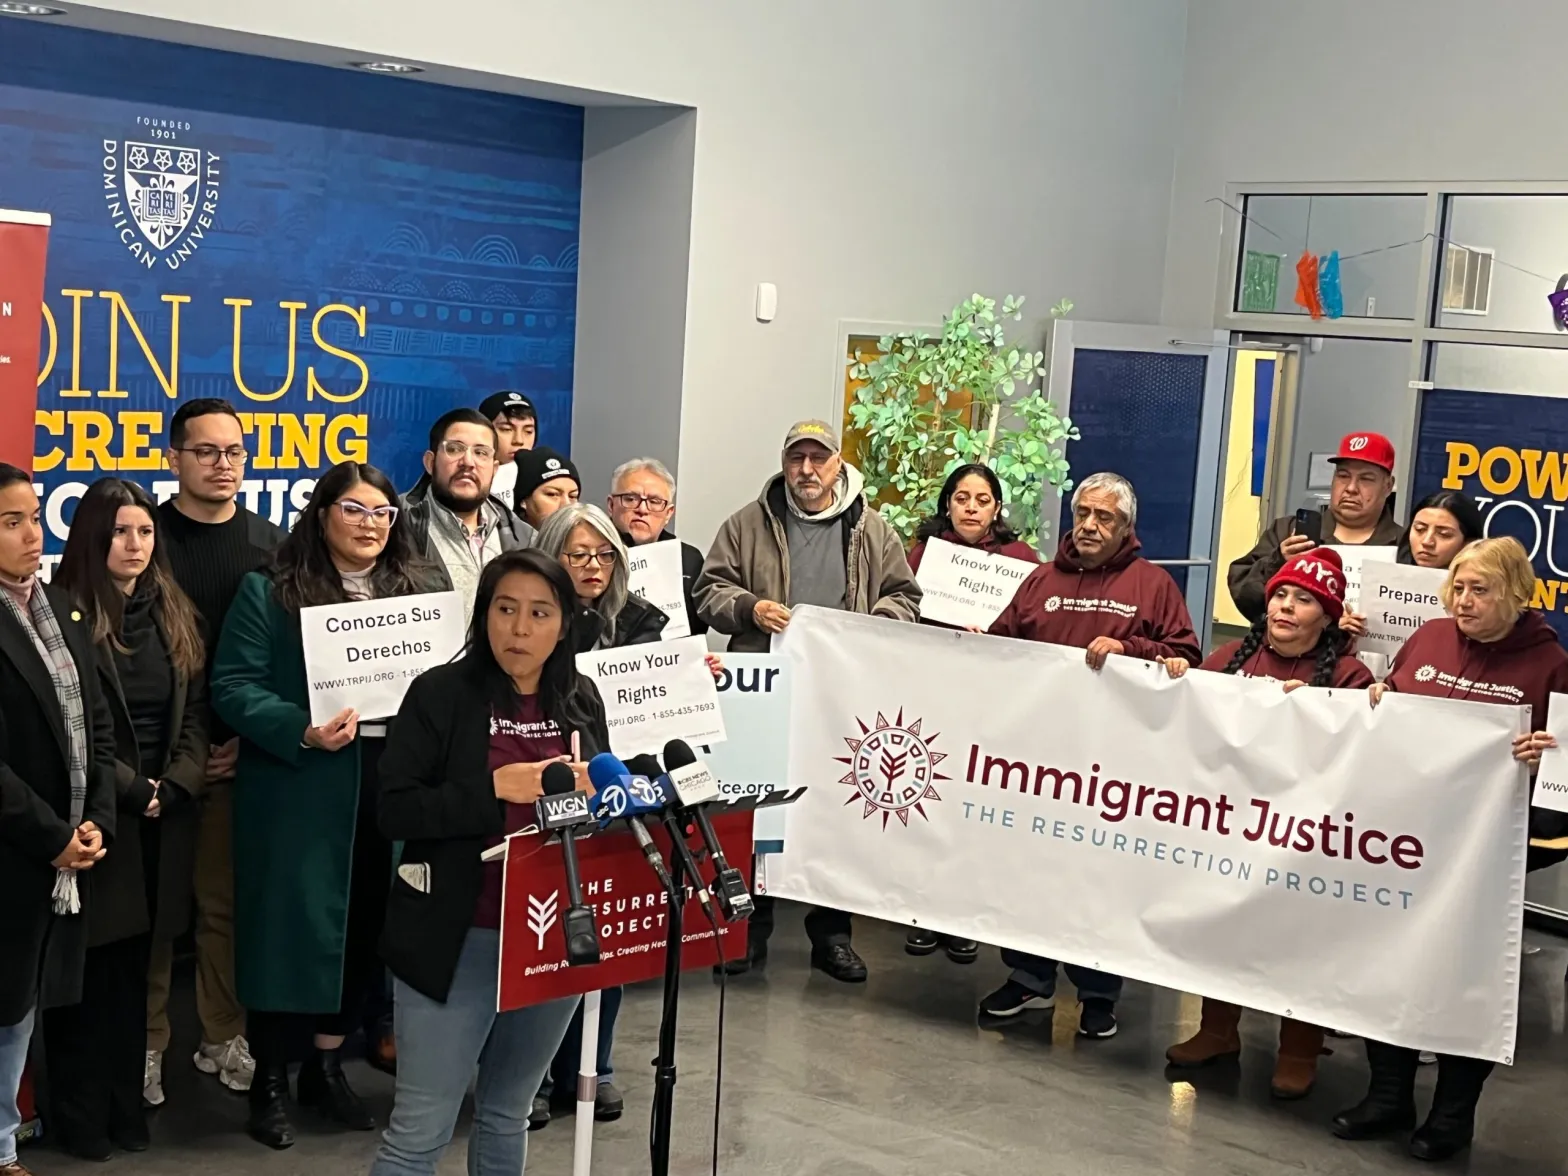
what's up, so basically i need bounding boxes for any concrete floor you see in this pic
[21,903,1568,1175]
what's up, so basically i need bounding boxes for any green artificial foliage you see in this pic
[846,293,1079,549]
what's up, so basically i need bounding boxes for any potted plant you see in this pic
[846,293,1078,550]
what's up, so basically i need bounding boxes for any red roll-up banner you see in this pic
[0,211,50,474]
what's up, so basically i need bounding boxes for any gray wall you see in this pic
[571,106,696,507]
[64,0,1192,548]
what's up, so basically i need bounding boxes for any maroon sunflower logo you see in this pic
[836,709,948,828]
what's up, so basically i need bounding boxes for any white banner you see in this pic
[1325,544,1397,610]
[626,540,691,640]
[1532,693,1568,815]
[771,607,1529,1061]
[706,654,791,850]
[1360,561,1448,678]
[578,634,725,757]
[301,591,465,725]
[914,538,1036,629]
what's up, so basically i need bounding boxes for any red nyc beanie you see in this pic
[1265,546,1347,622]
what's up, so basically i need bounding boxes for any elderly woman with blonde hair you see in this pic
[1334,536,1568,1161]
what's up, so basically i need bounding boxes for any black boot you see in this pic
[245,1063,295,1151]
[1408,1055,1493,1162]
[296,1047,374,1131]
[1331,1039,1418,1140]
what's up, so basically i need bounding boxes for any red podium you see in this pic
[497,810,754,1010]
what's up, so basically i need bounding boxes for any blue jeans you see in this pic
[0,1009,35,1166]
[370,930,578,1176]
[539,985,621,1097]
[1000,949,1123,1003]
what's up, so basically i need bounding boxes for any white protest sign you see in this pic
[578,634,725,757]
[705,654,791,851]
[1326,544,1398,610]
[625,539,690,640]
[301,591,464,725]
[1532,693,1568,815]
[1361,561,1448,665]
[914,538,1037,628]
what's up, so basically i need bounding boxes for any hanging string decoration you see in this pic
[1294,251,1324,319]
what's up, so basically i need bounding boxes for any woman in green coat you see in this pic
[211,461,441,1152]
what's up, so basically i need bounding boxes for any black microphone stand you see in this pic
[650,812,698,1176]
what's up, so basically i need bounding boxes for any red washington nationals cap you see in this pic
[1329,431,1395,473]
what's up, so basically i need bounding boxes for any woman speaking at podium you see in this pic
[371,548,608,1176]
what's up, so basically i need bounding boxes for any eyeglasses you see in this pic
[336,501,399,528]
[563,549,618,568]
[174,445,248,468]
[438,440,496,463]
[610,492,671,513]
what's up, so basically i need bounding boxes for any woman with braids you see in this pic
[1158,546,1372,1100]
[211,462,443,1150]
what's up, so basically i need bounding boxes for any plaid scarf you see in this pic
[0,583,89,914]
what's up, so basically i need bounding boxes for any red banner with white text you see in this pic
[0,212,50,472]
[498,812,754,1011]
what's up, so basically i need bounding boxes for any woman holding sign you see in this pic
[45,480,209,1158]
[211,462,442,1150]
[1337,537,1567,1161]
[1161,547,1371,1100]
[371,548,604,1176]
[904,464,1035,961]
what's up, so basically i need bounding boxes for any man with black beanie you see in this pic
[479,391,538,511]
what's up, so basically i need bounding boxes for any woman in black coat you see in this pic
[0,466,116,1168]
[45,479,209,1159]
[370,549,607,1176]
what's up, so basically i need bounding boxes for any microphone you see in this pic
[586,752,677,898]
[663,738,754,921]
[536,761,599,966]
[626,752,718,923]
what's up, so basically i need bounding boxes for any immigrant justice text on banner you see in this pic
[770,607,1528,1062]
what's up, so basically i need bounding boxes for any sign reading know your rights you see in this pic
[914,538,1036,629]
[577,634,726,758]
[771,606,1528,1061]
[1360,561,1449,670]
[625,540,691,640]
[301,591,465,725]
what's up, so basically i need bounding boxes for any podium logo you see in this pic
[836,708,948,829]
[527,891,560,951]
[102,119,222,271]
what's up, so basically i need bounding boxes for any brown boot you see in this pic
[1166,999,1242,1067]
[1271,1018,1325,1099]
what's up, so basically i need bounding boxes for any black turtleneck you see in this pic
[113,587,173,778]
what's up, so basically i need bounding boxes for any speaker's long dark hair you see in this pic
[915,463,1019,545]
[463,548,601,731]
[271,461,438,613]
[55,478,205,678]
[1223,605,1351,687]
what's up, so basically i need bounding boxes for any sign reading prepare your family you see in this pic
[625,540,690,640]
[914,538,1036,628]
[578,634,726,757]
[1360,561,1448,665]
[301,590,465,725]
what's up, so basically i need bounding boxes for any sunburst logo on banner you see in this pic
[836,709,948,828]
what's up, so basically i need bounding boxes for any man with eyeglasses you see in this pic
[404,408,535,625]
[149,398,283,1108]
[696,419,921,983]
[605,457,707,636]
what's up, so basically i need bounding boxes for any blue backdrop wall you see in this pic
[0,19,583,563]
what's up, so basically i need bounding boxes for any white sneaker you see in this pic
[194,1035,255,1093]
[143,1050,165,1107]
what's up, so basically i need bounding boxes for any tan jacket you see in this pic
[695,472,922,651]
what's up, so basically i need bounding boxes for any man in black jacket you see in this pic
[605,457,706,637]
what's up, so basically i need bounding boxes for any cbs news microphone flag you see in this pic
[770,607,1528,1063]
[0,211,50,471]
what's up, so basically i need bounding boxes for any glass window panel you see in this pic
[1236,194,1427,319]
[1438,195,1568,333]
[1430,341,1568,397]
